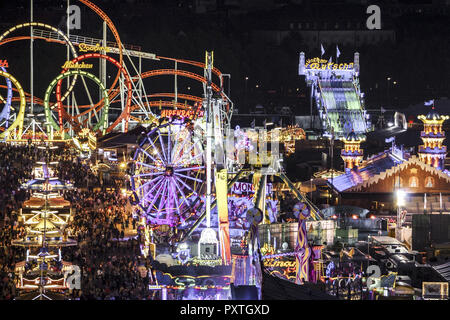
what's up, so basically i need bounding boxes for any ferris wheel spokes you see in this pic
[138,147,160,166]
[131,121,206,227]
[173,172,203,184]
[140,176,165,206]
[145,179,167,215]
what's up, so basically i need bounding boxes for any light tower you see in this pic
[418,107,449,170]
[341,130,365,172]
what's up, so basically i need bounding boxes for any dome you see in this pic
[199,227,218,244]
[426,108,441,120]
[346,130,358,141]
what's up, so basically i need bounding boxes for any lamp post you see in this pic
[386,77,391,107]
[245,76,248,111]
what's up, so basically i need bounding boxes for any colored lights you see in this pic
[396,190,406,207]
[44,70,110,139]
[57,53,132,133]
[0,70,26,139]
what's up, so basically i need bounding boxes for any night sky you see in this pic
[0,0,449,114]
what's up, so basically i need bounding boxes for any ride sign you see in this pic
[79,43,111,53]
[305,57,354,71]
[160,107,203,120]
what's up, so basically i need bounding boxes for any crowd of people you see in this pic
[0,143,151,300]
[0,144,37,300]
[63,187,151,300]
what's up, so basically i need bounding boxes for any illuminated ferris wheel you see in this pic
[130,121,205,227]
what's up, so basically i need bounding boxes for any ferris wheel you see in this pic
[130,121,206,227]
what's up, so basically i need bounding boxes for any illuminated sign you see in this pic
[263,258,296,268]
[305,57,354,71]
[190,257,222,267]
[263,257,297,282]
[0,60,9,68]
[231,182,273,195]
[79,43,111,53]
[161,108,203,120]
[61,61,93,69]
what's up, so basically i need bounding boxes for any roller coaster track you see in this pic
[31,29,158,61]
[138,69,222,92]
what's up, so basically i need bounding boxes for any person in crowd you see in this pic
[0,144,149,300]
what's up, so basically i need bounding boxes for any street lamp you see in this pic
[386,77,391,107]
[245,76,249,110]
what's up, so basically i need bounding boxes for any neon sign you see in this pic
[79,43,111,53]
[0,60,9,68]
[231,182,273,195]
[263,258,296,268]
[61,61,93,69]
[263,257,297,282]
[305,57,354,71]
[160,108,203,120]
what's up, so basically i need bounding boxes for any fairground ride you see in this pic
[128,52,326,299]
[12,158,77,300]
[0,0,330,300]
[298,52,369,139]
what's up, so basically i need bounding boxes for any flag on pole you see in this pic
[424,99,434,106]
[336,45,341,58]
[321,43,325,57]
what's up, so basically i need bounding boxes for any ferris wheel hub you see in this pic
[164,167,174,176]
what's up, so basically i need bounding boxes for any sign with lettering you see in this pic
[79,43,111,53]
[160,108,204,120]
[62,61,93,69]
[305,57,354,71]
[0,60,9,68]
[231,182,273,195]
[263,257,297,282]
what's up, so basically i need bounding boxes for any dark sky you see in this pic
[0,0,449,115]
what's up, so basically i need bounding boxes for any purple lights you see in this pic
[131,122,205,226]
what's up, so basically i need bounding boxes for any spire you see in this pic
[417,107,449,170]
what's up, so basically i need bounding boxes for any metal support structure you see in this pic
[216,169,231,265]
[253,171,269,224]
[278,172,322,220]
[205,52,213,228]
[100,21,107,104]
[30,0,34,115]
[174,60,177,105]
[181,169,248,242]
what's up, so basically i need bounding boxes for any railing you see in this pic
[32,28,158,60]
